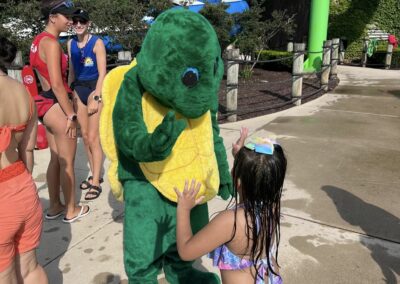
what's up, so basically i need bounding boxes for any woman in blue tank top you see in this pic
[67,8,106,201]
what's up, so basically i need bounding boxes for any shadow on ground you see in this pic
[322,186,400,283]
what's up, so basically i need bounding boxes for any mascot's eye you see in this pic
[182,67,199,88]
[214,57,219,76]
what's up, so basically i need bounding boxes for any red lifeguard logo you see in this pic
[24,75,34,85]
[30,43,37,53]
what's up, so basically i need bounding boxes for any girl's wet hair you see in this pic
[230,143,287,281]
[0,36,17,72]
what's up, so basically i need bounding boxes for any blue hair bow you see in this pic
[244,137,276,155]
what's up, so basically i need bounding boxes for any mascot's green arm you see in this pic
[211,108,233,200]
[113,67,187,162]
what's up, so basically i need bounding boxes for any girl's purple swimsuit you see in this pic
[209,244,282,284]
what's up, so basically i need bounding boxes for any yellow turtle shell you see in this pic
[100,60,136,201]
[100,60,220,203]
[140,93,219,203]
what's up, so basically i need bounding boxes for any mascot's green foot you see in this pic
[165,268,220,284]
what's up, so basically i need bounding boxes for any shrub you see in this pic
[257,50,293,71]
[329,0,400,61]
[368,46,400,69]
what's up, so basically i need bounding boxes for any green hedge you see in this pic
[329,0,400,61]
[257,50,293,71]
[368,46,400,69]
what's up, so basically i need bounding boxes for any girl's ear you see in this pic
[49,15,56,24]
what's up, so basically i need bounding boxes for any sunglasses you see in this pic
[73,18,88,25]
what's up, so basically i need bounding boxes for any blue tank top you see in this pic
[71,35,99,81]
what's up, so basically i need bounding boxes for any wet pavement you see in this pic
[33,65,400,283]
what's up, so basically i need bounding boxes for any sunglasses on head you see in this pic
[73,18,88,25]
[50,0,74,13]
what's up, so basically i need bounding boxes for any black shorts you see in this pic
[72,79,98,106]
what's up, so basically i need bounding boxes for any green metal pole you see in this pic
[304,0,330,72]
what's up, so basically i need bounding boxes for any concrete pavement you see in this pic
[33,65,400,283]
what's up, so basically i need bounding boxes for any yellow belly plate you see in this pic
[140,93,219,203]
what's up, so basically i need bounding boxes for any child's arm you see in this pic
[174,179,235,261]
[232,127,249,156]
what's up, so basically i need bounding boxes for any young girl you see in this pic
[175,128,286,284]
[67,8,106,201]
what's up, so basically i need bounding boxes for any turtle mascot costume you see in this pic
[100,8,232,283]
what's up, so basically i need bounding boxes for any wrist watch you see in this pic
[94,95,102,102]
[67,114,77,121]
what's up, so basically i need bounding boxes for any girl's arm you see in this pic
[67,39,75,87]
[175,179,235,261]
[18,97,38,173]
[232,127,248,156]
[93,37,107,98]
[88,37,107,115]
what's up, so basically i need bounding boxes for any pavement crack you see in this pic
[317,108,400,118]
[282,212,400,245]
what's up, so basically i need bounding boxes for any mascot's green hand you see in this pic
[151,111,187,159]
[218,180,233,200]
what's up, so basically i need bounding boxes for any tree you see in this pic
[0,0,42,62]
[233,2,296,72]
[77,0,173,53]
[199,3,234,52]
[0,0,173,60]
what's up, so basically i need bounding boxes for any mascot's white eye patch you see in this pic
[182,67,200,88]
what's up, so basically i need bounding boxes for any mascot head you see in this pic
[137,8,223,118]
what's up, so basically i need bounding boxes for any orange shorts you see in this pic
[0,161,43,272]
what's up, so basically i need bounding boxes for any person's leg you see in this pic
[0,261,17,284]
[163,203,220,284]
[44,103,88,219]
[75,92,94,178]
[123,181,167,284]
[43,128,64,215]
[15,250,48,284]
[85,100,103,199]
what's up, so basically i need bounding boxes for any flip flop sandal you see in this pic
[84,185,102,201]
[80,176,104,190]
[62,205,90,223]
[45,210,64,220]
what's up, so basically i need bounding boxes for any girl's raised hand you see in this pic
[232,127,249,156]
[174,179,205,211]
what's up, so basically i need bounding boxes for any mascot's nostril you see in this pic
[182,67,199,88]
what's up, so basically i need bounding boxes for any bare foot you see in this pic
[47,203,65,216]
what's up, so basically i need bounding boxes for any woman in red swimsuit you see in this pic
[0,37,48,283]
[30,0,90,223]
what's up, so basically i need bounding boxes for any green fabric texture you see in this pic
[112,8,232,283]
[137,9,223,119]
[123,180,215,283]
